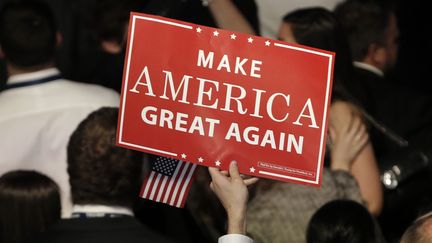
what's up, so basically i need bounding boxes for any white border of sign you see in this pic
[118,14,333,185]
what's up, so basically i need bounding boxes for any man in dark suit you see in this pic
[34,107,173,243]
[36,107,255,243]
[334,0,432,158]
[335,1,432,240]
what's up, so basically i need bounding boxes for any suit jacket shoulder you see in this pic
[34,217,175,243]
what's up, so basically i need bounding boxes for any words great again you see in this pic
[141,106,304,154]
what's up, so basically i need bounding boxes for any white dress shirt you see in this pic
[72,205,134,217]
[219,234,254,243]
[0,68,120,217]
[353,61,384,77]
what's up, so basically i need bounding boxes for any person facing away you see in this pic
[277,7,383,216]
[334,0,432,157]
[33,107,173,243]
[333,0,400,156]
[76,0,136,93]
[0,1,119,217]
[401,212,432,243]
[0,170,61,243]
[35,107,256,243]
[245,8,382,243]
[218,3,383,216]
[306,199,385,243]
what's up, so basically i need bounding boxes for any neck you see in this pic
[101,41,123,54]
[362,57,384,73]
[7,62,55,76]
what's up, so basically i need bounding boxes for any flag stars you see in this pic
[248,37,254,43]
[181,153,187,159]
[196,27,202,33]
[215,161,222,167]
[265,40,271,46]
[250,167,256,173]
[198,157,204,163]
[213,30,219,37]
[230,34,237,40]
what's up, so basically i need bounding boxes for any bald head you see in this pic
[401,213,432,243]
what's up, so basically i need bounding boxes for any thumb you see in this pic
[229,161,242,180]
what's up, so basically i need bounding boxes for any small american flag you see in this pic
[140,156,198,208]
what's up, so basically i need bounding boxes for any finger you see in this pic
[220,170,229,176]
[240,174,252,179]
[346,115,359,135]
[244,177,259,186]
[343,112,354,133]
[358,133,369,147]
[208,167,225,183]
[357,122,367,138]
[329,126,337,141]
[350,116,365,139]
[228,161,242,180]
[352,134,369,156]
[353,126,367,145]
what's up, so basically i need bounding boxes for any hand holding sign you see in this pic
[209,161,259,235]
[117,13,334,186]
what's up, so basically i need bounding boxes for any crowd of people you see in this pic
[1,0,432,243]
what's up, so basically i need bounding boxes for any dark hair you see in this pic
[93,0,135,44]
[334,0,393,61]
[0,1,56,68]
[306,200,383,243]
[282,7,353,101]
[67,107,143,207]
[401,213,432,243]
[0,170,61,243]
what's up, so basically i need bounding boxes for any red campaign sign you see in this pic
[117,13,335,186]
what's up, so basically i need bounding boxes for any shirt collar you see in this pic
[6,67,61,85]
[353,62,384,77]
[72,204,134,217]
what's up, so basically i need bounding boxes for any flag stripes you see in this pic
[140,158,198,208]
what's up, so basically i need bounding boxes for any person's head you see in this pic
[334,0,399,72]
[278,7,353,101]
[0,170,61,243]
[401,212,432,243]
[93,0,135,54]
[306,200,383,243]
[0,1,57,70]
[67,107,143,208]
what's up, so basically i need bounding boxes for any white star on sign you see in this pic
[213,30,219,37]
[196,27,202,33]
[198,157,204,163]
[265,40,271,46]
[215,161,221,167]
[250,167,256,173]
[230,34,237,40]
[181,153,187,159]
[248,37,254,43]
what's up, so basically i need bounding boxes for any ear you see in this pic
[366,43,386,71]
[56,32,63,47]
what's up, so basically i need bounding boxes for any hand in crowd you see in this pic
[329,114,369,171]
[208,161,259,235]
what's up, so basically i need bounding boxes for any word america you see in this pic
[129,49,319,128]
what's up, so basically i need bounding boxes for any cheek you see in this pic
[387,44,398,60]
